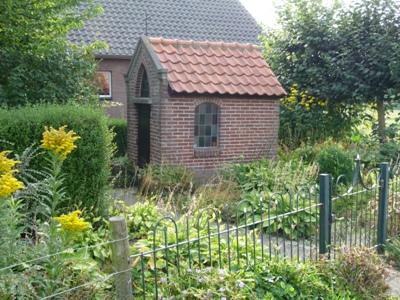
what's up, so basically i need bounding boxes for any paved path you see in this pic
[386,268,400,297]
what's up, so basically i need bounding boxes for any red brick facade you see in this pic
[97,58,130,119]
[126,38,281,173]
[159,96,279,171]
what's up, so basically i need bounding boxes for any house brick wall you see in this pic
[159,96,279,173]
[97,58,130,119]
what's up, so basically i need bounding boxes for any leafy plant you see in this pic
[316,142,354,182]
[112,201,162,240]
[225,158,318,193]
[237,190,318,240]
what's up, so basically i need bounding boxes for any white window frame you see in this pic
[96,71,112,100]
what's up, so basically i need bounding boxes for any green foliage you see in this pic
[225,158,318,193]
[238,190,318,240]
[0,198,110,299]
[0,0,105,106]
[112,201,162,240]
[279,84,358,148]
[316,142,354,181]
[138,256,355,299]
[107,118,127,157]
[0,104,113,216]
[262,0,400,142]
[139,164,194,197]
[322,247,389,299]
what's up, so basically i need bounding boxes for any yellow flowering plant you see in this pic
[54,210,91,244]
[281,84,327,111]
[0,151,20,174]
[0,151,24,198]
[39,125,80,217]
[41,125,80,161]
[0,172,24,198]
[54,210,91,233]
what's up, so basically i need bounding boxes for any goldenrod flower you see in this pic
[0,151,20,174]
[41,126,80,160]
[54,210,90,233]
[0,172,24,198]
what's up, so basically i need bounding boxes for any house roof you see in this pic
[147,37,286,97]
[69,0,261,57]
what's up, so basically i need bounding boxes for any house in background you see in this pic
[69,0,261,119]
[126,37,285,173]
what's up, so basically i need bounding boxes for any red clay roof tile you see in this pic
[149,37,286,97]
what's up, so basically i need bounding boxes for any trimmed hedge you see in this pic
[107,118,127,157]
[0,104,113,216]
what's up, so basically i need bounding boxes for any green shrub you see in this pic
[316,142,354,182]
[107,118,127,157]
[0,104,113,216]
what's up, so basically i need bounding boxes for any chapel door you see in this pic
[136,104,151,167]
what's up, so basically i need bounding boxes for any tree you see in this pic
[263,0,400,142]
[336,0,400,142]
[0,0,104,106]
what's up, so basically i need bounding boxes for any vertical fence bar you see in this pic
[109,216,133,300]
[319,174,331,256]
[377,162,389,254]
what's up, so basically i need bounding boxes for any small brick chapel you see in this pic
[126,36,285,173]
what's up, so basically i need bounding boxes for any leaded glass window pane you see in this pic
[194,103,219,148]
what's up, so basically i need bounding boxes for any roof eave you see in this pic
[168,89,286,99]
[95,54,132,60]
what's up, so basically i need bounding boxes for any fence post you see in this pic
[377,162,389,254]
[109,216,133,300]
[319,174,331,256]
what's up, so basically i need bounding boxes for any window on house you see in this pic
[194,102,219,148]
[136,65,150,98]
[94,71,112,99]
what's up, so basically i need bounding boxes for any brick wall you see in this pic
[160,96,280,172]
[97,58,130,119]
[126,43,166,165]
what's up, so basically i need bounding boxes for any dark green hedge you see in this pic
[0,104,113,216]
[107,118,127,157]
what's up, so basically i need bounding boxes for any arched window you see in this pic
[194,102,219,148]
[136,65,150,97]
